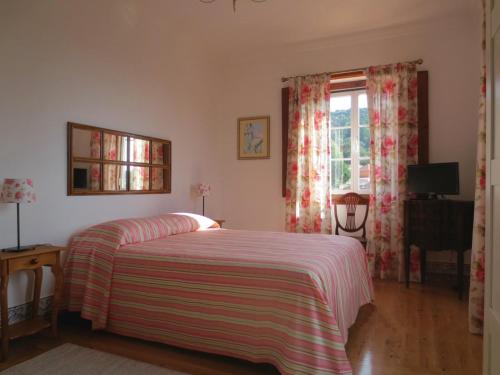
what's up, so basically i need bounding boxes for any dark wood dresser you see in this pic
[403,199,474,299]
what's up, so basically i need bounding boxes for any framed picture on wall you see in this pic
[237,116,270,160]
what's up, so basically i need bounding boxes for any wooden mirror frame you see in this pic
[67,122,171,196]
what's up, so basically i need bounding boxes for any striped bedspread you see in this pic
[64,215,373,375]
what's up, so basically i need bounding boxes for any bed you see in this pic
[64,213,373,375]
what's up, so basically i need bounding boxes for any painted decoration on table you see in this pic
[237,116,270,159]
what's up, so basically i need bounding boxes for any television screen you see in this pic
[407,162,459,195]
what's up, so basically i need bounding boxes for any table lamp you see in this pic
[1,178,37,251]
[196,183,211,216]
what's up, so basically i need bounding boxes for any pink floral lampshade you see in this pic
[197,183,211,197]
[1,178,36,204]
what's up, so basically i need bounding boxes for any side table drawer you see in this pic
[8,253,57,273]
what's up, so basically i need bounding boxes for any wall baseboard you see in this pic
[7,296,52,324]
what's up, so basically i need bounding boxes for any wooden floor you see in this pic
[0,280,482,375]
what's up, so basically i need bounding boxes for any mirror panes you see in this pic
[152,142,164,164]
[130,138,150,163]
[151,168,164,190]
[68,123,170,195]
[72,128,101,159]
[103,164,127,191]
[130,166,150,191]
[103,133,128,161]
[72,162,101,191]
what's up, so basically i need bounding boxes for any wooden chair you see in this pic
[333,192,369,249]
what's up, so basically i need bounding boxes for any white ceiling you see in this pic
[136,0,477,54]
[77,0,478,59]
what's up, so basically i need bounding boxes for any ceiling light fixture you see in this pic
[200,0,266,13]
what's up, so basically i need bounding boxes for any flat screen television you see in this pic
[407,162,459,196]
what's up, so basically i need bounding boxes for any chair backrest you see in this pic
[333,192,369,238]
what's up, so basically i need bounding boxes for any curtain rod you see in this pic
[280,58,423,83]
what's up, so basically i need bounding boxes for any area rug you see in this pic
[2,343,189,374]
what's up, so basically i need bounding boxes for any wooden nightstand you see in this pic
[0,246,64,360]
[214,219,225,228]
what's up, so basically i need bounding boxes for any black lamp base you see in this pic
[2,244,37,253]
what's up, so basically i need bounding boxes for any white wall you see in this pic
[0,1,222,307]
[216,12,482,232]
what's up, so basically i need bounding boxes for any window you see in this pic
[281,71,428,198]
[330,91,370,193]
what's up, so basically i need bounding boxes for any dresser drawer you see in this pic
[8,253,57,273]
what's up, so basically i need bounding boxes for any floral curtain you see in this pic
[366,63,420,281]
[285,74,332,234]
[469,0,486,335]
[90,131,101,191]
[130,138,150,190]
[103,134,127,191]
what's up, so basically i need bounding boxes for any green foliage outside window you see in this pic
[331,108,370,190]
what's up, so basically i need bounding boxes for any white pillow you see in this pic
[173,213,220,230]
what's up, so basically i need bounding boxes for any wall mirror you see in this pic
[68,122,171,195]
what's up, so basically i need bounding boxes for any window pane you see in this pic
[359,159,370,191]
[332,159,351,191]
[103,164,127,191]
[130,166,150,191]
[130,138,150,163]
[359,93,368,126]
[331,128,351,159]
[103,133,127,161]
[359,127,370,158]
[330,95,351,127]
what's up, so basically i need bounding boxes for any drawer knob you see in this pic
[30,258,39,265]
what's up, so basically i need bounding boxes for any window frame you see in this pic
[330,89,370,195]
[281,70,429,198]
